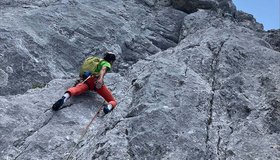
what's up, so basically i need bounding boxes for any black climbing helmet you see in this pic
[103,52,116,62]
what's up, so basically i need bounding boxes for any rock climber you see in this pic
[52,52,117,114]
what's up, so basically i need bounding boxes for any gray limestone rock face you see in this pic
[176,10,280,160]
[0,74,132,160]
[172,0,218,13]
[262,29,280,52]
[1,1,280,160]
[171,0,236,15]
[140,0,171,7]
[235,10,264,31]
[0,0,64,7]
[0,69,9,87]
[0,0,186,95]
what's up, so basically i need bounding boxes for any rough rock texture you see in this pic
[141,0,236,15]
[1,0,280,160]
[171,0,236,15]
[235,10,264,31]
[0,0,186,95]
[262,29,280,52]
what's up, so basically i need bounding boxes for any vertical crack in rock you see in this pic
[205,38,228,159]
[184,67,188,77]
[40,112,55,129]
[126,132,135,159]
[14,142,31,160]
[217,126,222,159]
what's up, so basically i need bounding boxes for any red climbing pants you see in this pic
[67,77,117,108]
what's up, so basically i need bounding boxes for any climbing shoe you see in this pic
[103,104,113,114]
[52,97,65,111]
